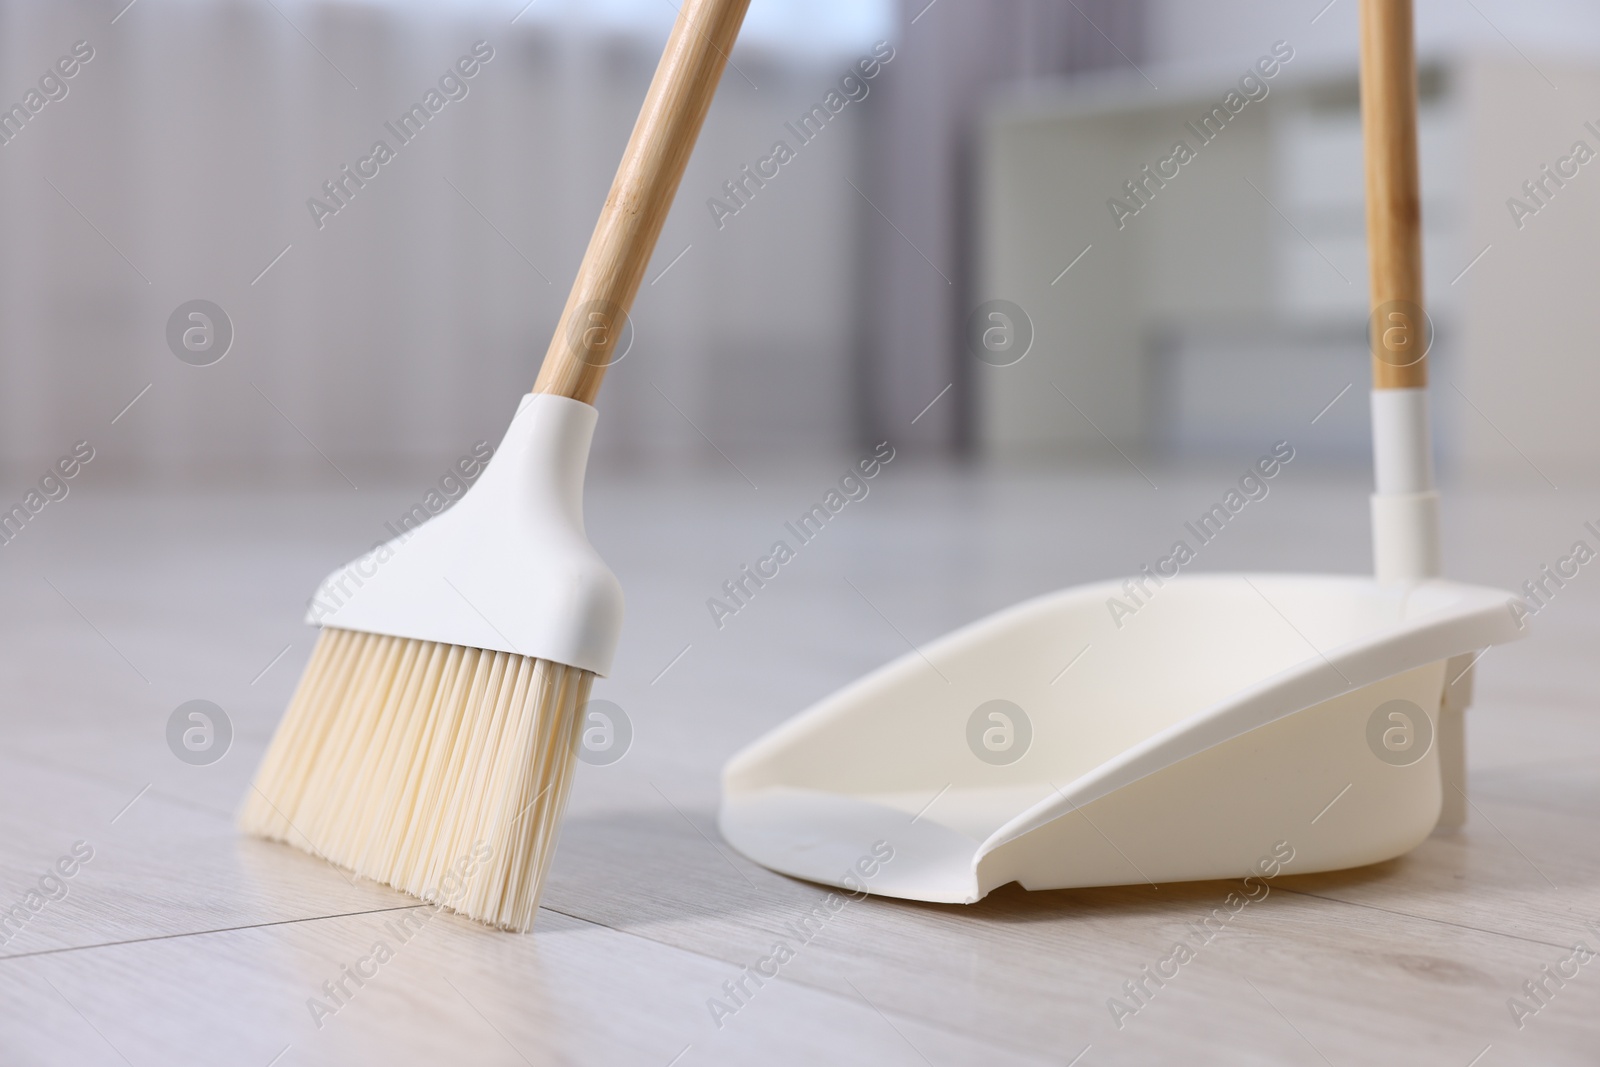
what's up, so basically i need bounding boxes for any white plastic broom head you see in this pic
[304,392,623,676]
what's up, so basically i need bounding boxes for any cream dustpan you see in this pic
[719,574,1522,903]
[716,0,1527,903]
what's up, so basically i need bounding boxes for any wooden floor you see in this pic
[2,460,1597,1065]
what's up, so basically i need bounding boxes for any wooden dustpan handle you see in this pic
[1359,0,1426,389]
[534,0,751,403]
[1361,0,1440,582]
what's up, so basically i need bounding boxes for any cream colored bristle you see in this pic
[239,626,592,932]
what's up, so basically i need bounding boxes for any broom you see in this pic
[240,0,752,932]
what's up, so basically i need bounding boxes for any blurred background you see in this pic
[5,10,1600,1060]
[1,0,1598,486]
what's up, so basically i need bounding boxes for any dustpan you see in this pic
[719,575,1522,902]
[716,0,1527,903]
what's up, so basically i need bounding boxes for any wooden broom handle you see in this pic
[1359,0,1427,389]
[533,0,751,403]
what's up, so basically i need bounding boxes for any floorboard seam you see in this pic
[0,905,423,963]
[1273,885,1580,951]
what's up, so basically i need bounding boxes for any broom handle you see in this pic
[533,0,751,403]
[1360,0,1426,389]
[1360,0,1440,586]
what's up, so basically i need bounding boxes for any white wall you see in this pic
[1456,55,1600,482]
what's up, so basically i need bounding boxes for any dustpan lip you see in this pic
[974,572,1523,858]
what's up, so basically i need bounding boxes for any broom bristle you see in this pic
[239,626,592,932]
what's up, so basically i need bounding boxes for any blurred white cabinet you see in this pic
[978,52,1600,480]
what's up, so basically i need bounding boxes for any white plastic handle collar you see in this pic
[304,394,624,676]
[1370,387,1441,584]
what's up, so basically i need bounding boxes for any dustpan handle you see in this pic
[1359,0,1439,582]
[1361,0,1426,391]
[533,0,751,404]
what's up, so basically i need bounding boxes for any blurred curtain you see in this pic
[860,0,1146,452]
[0,0,884,484]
